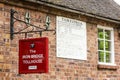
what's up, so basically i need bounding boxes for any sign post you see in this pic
[19,37,48,74]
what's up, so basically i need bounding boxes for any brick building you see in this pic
[0,0,120,80]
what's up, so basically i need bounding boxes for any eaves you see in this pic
[26,0,120,24]
[0,0,120,24]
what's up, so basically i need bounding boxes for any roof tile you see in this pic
[30,0,120,22]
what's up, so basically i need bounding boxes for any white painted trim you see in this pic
[97,25,113,30]
[98,62,116,66]
[97,25,115,65]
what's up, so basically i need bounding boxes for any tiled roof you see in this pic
[2,0,119,23]
[35,0,120,23]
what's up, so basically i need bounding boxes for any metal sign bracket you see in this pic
[10,9,55,40]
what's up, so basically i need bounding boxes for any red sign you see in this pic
[19,37,48,74]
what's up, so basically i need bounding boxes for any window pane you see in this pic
[99,51,104,62]
[98,29,104,39]
[106,52,111,63]
[97,26,113,64]
[105,30,111,40]
[98,40,104,50]
[105,41,111,51]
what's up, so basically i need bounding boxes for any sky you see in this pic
[114,0,120,5]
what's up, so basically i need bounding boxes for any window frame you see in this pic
[97,25,115,66]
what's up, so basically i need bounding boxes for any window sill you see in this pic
[97,64,118,70]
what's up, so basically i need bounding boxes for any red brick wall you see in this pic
[0,2,119,80]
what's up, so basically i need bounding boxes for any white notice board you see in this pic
[56,16,87,60]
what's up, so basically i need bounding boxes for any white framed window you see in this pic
[97,25,115,65]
